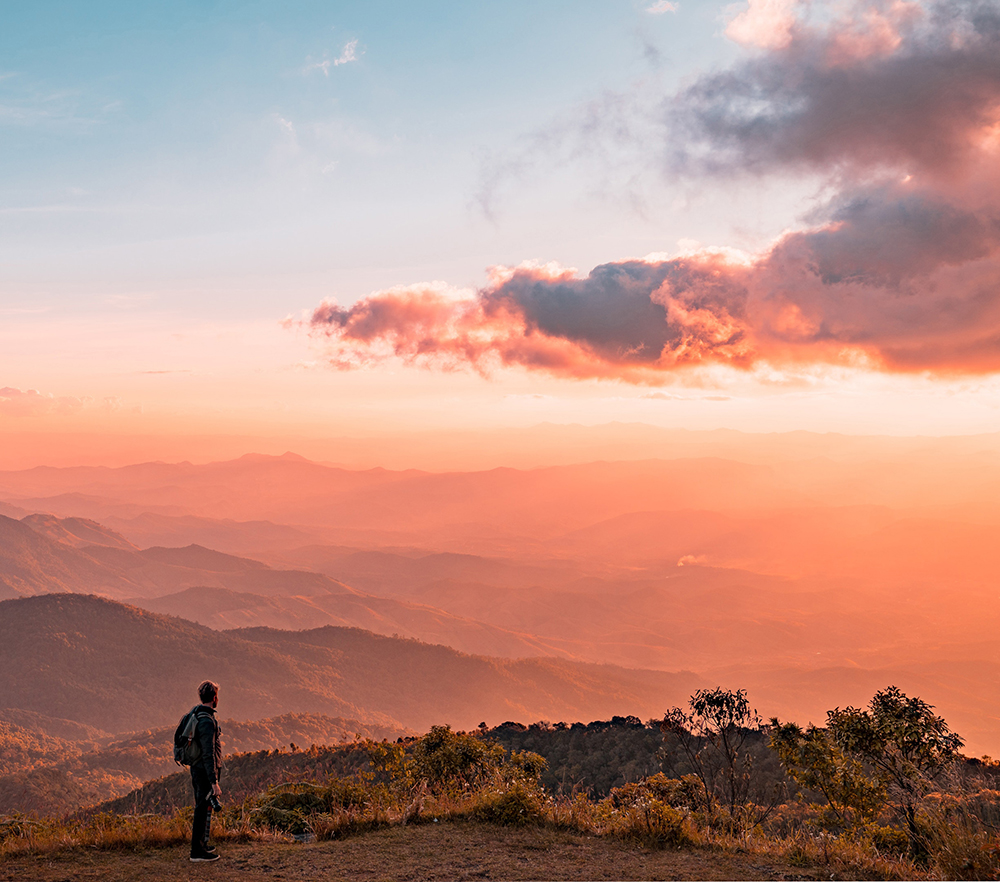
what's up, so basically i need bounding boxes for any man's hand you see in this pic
[211,783,222,798]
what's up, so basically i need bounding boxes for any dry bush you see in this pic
[583,775,696,849]
[242,779,393,839]
[469,778,546,827]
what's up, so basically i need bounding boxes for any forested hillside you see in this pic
[0,714,401,816]
[0,593,699,735]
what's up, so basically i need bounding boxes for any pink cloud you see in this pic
[311,257,756,382]
[725,0,799,50]
[308,0,1000,382]
[0,387,84,417]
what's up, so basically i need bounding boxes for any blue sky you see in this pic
[0,1,759,319]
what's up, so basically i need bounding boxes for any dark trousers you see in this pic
[190,766,214,855]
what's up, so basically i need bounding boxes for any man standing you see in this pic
[190,680,223,863]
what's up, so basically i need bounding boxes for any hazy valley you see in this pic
[2,427,999,771]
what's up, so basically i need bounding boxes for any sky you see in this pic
[3,0,1000,464]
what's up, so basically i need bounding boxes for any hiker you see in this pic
[188,680,223,863]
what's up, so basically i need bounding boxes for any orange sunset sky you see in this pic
[2,0,1000,466]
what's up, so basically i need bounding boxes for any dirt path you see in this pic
[1,822,829,881]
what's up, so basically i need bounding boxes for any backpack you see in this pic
[173,707,207,766]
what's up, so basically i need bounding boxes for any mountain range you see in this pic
[2,445,999,755]
[0,593,700,736]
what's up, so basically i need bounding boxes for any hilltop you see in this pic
[0,824,827,882]
[4,705,988,881]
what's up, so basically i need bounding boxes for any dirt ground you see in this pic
[0,822,834,882]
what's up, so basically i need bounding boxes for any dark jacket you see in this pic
[191,705,223,784]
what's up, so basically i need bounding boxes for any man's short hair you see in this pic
[198,680,219,704]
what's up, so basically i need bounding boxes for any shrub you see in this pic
[870,825,909,857]
[327,776,370,810]
[246,782,341,835]
[598,775,693,849]
[412,726,506,793]
[247,803,312,836]
[471,780,545,827]
[771,721,886,834]
[599,797,689,848]
[609,773,704,811]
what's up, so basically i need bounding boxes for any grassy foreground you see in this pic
[0,819,857,882]
[3,697,998,881]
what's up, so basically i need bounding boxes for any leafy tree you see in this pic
[826,686,963,851]
[411,725,507,792]
[367,726,545,804]
[661,688,778,826]
[770,721,885,831]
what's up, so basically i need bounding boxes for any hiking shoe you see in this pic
[190,852,220,862]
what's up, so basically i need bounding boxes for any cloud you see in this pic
[724,0,798,49]
[309,259,754,382]
[0,387,84,417]
[304,59,331,76]
[671,0,999,179]
[334,39,359,66]
[307,0,1000,381]
[647,1,679,13]
[304,39,360,76]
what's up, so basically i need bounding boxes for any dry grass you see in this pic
[0,819,870,882]
[0,790,931,880]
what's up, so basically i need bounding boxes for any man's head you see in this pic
[198,680,219,707]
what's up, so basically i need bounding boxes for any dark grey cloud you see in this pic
[669,0,1000,178]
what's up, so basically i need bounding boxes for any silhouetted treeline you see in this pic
[487,717,659,797]
[484,715,792,800]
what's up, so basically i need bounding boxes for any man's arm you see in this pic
[195,713,220,791]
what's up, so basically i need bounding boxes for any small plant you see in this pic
[870,824,909,857]
[471,779,545,826]
[595,776,693,848]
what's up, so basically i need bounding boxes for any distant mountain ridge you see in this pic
[0,453,791,542]
[20,513,137,550]
[0,513,600,659]
[4,448,1000,757]
[0,513,357,601]
[0,593,701,736]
